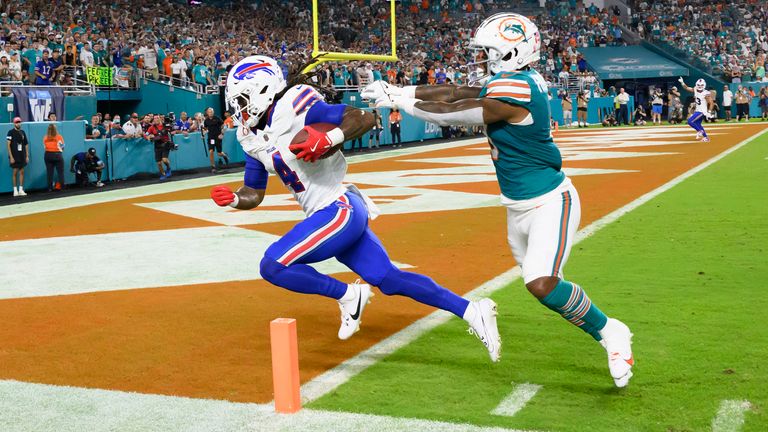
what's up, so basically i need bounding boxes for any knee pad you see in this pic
[259,256,286,283]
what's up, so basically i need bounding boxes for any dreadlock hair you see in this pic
[274,53,338,104]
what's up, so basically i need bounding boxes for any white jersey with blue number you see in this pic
[237,84,348,216]
[695,89,711,114]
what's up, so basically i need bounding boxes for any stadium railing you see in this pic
[137,69,220,95]
[0,81,95,97]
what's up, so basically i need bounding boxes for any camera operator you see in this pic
[145,114,173,180]
[70,147,105,187]
[164,112,180,150]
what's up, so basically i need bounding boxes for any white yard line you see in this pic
[711,400,752,432]
[490,383,543,417]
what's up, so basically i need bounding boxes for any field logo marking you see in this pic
[711,400,752,432]
[490,383,542,417]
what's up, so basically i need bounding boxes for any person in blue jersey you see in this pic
[364,13,634,387]
[209,55,501,360]
[34,49,53,85]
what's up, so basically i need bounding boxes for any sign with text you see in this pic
[86,67,113,86]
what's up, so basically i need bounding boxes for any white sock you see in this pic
[462,302,477,322]
[339,284,357,302]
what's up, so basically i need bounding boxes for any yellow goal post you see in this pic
[302,0,399,73]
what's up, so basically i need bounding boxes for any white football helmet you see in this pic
[226,55,286,128]
[467,13,541,85]
[695,78,706,91]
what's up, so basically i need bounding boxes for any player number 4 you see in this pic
[272,152,306,193]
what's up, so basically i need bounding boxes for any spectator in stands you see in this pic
[85,115,105,139]
[722,85,733,122]
[70,147,105,187]
[64,45,77,67]
[34,50,53,85]
[138,41,159,79]
[9,52,22,81]
[92,42,108,67]
[174,112,193,136]
[50,50,64,84]
[616,88,630,125]
[0,56,10,81]
[192,57,212,87]
[106,116,124,138]
[140,114,153,132]
[43,123,65,192]
[6,116,29,197]
[146,115,173,180]
[80,43,94,67]
[170,54,185,86]
[122,113,143,138]
[389,108,402,148]
[202,107,228,173]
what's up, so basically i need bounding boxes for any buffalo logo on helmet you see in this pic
[233,62,276,80]
[498,17,528,43]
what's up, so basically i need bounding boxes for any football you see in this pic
[290,122,340,158]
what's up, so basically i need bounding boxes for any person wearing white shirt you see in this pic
[721,85,733,121]
[138,43,158,79]
[170,56,186,86]
[80,44,94,67]
[121,113,144,138]
[616,88,630,125]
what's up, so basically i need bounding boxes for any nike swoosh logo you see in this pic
[350,294,362,320]
[310,143,318,152]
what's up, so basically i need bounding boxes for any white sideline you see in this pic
[490,384,542,417]
[299,127,768,404]
[711,400,752,432]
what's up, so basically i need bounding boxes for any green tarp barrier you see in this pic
[580,46,689,79]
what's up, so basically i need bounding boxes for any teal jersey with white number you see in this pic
[479,69,565,200]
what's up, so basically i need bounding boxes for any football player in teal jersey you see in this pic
[363,13,634,387]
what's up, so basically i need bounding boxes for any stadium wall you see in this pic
[0,95,97,123]
[133,81,222,118]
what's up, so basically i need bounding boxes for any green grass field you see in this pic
[309,132,768,431]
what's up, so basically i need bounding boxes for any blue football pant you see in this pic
[259,192,470,318]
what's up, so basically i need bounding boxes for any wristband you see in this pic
[326,127,345,145]
[228,193,240,208]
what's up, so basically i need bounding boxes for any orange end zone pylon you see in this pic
[270,318,301,413]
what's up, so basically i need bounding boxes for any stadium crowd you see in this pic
[632,0,768,83]
[0,0,620,90]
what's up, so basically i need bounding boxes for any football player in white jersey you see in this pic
[678,77,714,142]
[209,55,501,361]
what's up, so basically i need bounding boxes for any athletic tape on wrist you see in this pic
[228,193,240,208]
[326,128,345,145]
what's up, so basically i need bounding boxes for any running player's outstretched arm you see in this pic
[211,154,267,210]
[395,97,529,127]
[361,81,481,103]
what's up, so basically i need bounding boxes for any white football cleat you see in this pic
[337,281,373,340]
[466,298,502,362]
[695,131,703,140]
[701,137,710,142]
[599,318,634,388]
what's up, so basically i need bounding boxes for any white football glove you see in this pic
[705,111,715,120]
[678,76,685,84]
[360,81,401,101]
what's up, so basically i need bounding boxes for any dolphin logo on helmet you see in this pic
[466,13,541,86]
